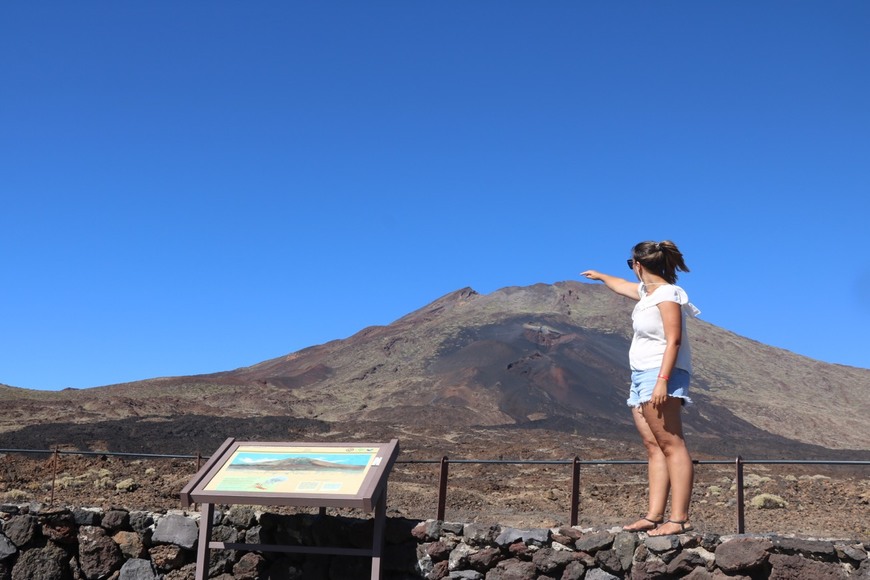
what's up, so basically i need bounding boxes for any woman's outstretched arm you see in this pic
[580,270,640,301]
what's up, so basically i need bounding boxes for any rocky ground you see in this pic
[2,426,868,543]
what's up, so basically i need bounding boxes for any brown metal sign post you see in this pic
[181,438,400,580]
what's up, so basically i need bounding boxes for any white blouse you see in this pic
[628,283,700,373]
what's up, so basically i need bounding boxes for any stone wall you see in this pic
[1,503,868,579]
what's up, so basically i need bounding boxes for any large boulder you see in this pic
[495,527,550,547]
[0,534,17,562]
[2,516,38,549]
[714,537,773,575]
[102,508,131,532]
[484,558,537,579]
[78,525,124,580]
[11,542,69,580]
[40,510,77,544]
[768,553,849,579]
[119,558,159,580]
[574,530,614,554]
[152,514,198,550]
[113,530,147,559]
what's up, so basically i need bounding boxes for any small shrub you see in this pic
[3,489,29,502]
[750,493,787,509]
[116,478,139,492]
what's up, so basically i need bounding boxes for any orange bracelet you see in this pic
[657,374,669,380]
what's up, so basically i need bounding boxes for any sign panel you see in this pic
[181,439,399,511]
[203,445,380,496]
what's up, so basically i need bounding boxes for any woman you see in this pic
[581,240,699,536]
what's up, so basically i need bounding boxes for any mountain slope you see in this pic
[1,282,868,456]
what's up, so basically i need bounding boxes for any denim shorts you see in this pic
[627,368,692,407]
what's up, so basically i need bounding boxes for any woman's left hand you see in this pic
[651,380,669,407]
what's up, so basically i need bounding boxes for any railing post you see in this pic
[735,456,745,534]
[570,456,581,526]
[50,446,59,507]
[437,456,449,521]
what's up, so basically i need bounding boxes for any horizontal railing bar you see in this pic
[428,459,574,465]
[738,459,870,465]
[397,459,870,466]
[2,448,868,466]
[0,448,200,460]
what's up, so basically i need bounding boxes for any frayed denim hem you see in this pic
[627,368,692,408]
[626,394,693,409]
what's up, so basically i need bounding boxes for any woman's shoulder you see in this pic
[647,284,701,317]
[644,283,686,302]
[642,282,680,294]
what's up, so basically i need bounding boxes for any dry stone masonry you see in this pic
[1,503,868,579]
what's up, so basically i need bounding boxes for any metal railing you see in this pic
[2,447,867,534]
[416,456,870,533]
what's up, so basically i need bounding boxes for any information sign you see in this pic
[181,438,400,580]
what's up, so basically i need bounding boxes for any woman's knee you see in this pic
[641,438,665,457]
[657,439,691,460]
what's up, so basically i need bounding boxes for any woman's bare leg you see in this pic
[623,406,669,530]
[642,398,694,535]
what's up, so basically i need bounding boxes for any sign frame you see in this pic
[180,438,400,580]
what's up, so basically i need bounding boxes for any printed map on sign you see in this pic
[203,445,380,496]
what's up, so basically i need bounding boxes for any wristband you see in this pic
[657,374,669,380]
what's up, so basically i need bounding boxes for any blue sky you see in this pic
[2,2,868,391]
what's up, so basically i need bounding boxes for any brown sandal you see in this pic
[622,516,664,532]
[649,519,694,535]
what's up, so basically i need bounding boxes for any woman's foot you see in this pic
[648,519,694,536]
[622,516,664,532]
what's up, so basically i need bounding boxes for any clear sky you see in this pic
[2,2,868,391]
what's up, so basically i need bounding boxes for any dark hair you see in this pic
[632,240,690,284]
